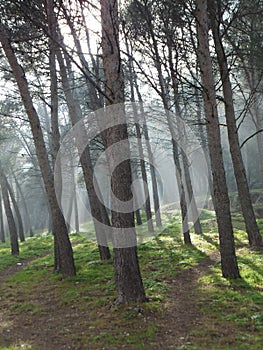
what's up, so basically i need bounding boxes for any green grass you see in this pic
[0,210,262,349]
[184,228,263,350]
[0,234,54,272]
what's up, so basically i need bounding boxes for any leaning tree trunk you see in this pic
[196,0,240,278]
[0,27,76,278]
[101,0,146,303]
[210,4,262,248]
[0,172,19,255]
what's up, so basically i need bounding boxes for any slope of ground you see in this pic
[0,212,262,350]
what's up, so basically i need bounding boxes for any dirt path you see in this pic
[0,259,34,286]
[155,253,220,349]
[0,253,220,350]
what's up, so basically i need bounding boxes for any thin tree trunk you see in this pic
[124,34,154,232]
[167,38,202,235]
[14,176,34,237]
[0,27,76,278]
[101,0,146,303]
[0,172,19,255]
[56,48,111,260]
[131,48,162,228]
[65,151,79,233]
[133,105,154,233]
[0,193,5,243]
[196,0,240,278]
[132,167,143,226]
[147,20,191,242]
[210,3,262,248]
[6,180,25,242]
[172,138,192,244]
[47,0,65,270]
[73,186,80,233]
[181,150,203,234]
[194,84,215,209]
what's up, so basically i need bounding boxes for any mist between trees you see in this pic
[0,0,262,302]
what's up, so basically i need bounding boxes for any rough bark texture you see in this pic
[0,27,76,278]
[210,5,262,247]
[0,173,19,255]
[101,0,146,303]
[196,0,240,278]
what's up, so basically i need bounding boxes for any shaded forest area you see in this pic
[0,0,263,349]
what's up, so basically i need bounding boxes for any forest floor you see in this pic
[0,212,263,350]
[0,253,218,350]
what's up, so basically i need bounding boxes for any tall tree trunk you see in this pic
[0,27,76,278]
[0,172,19,255]
[65,151,80,233]
[172,138,192,244]
[254,102,263,186]
[100,0,146,303]
[181,149,203,234]
[6,179,25,242]
[210,3,262,248]
[134,85,162,228]
[14,175,34,237]
[194,84,215,209]
[123,23,162,228]
[196,0,240,278]
[56,48,111,260]
[73,187,80,233]
[124,34,155,232]
[167,38,202,235]
[132,168,143,226]
[47,0,64,270]
[145,10,191,241]
[0,193,5,243]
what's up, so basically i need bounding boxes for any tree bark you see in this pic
[0,192,6,243]
[167,38,202,236]
[0,172,19,255]
[56,48,111,260]
[210,2,262,247]
[144,9,191,241]
[6,179,25,242]
[196,0,240,278]
[134,84,162,228]
[14,175,34,237]
[0,27,76,278]
[100,0,146,303]
[124,34,155,232]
